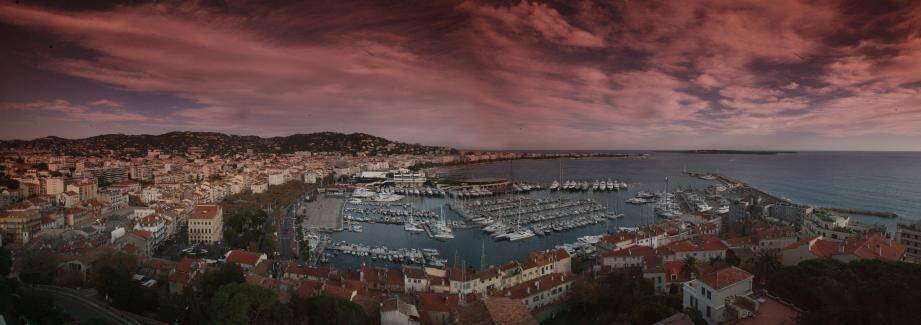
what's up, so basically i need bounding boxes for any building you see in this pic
[767,204,811,225]
[188,204,223,245]
[140,187,161,204]
[683,267,754,325]
[780,233,906,266]
[0,202,42,244]
[380,297,420,325]
[403,266,429,293]
[268,173,286,186]
[493,273,575,312]
[84,166,128,184]
[114,230,155,256]
[454,297,537,325]
[66,180,98,201]
[802,212,880,241]
[392,169,426,188]
[225,250,268,270]
[42,177,65,196]
[896,220,921,263]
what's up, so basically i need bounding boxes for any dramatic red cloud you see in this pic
[1,0,920,149]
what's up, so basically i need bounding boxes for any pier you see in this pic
[689,171,901,219]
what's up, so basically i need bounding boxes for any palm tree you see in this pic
[681,255,698,279]
[751,251,781,287]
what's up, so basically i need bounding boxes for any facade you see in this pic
[188,204,223,245]
[495,273,575,312]
[392,169,426,188]
[43,177,65,196]
[0,207,42,244]
[896,220,921,262]
[683,267,754,325]
[780,233,907,266]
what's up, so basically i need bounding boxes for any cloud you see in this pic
[1,0,921,149]
[4,99,149,122]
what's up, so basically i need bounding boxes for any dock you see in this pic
[691,171,900,219]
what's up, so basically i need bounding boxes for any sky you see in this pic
[1,0,921,150]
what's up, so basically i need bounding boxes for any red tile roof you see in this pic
[601,245,656,257]
[494,273,575,299]
[225,250,264,266]
[697,266,752,290]
[416,292,458,313]
[192,204,220,220]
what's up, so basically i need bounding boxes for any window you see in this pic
[707,291,711,300]
[701,287,705,295]
[706,306,711,317]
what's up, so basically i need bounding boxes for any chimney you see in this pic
[526,286,531,294]
[536,281,540,290]
[875,244,881,256]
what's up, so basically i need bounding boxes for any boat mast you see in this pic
[665,176,669,216]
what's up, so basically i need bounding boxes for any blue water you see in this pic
[329,152,921,269]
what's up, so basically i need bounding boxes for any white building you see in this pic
[251,182,268,194]
[403,267,429,293]
[392,169,426,188]
[268,173,285,186]
[683,267,754,325]
[44,177,65,196]
[140,187,160,204]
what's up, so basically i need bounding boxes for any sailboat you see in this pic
[404,211,424,233]
[432,206,455,240]
[507,197,535,241]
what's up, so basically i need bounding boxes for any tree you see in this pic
[198,262,245,299]
[0,247,12,276]
[724,249,741,266]
[289,296,371,325]
[767,259,921,324]
[681,256,698,279]
[748,251,780,287]
[92,252,156,314]
[209,283,289,325]
[18,249,58,284]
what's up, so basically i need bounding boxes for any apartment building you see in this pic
[188,204,223,245]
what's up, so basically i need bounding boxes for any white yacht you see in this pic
[372,193,405,202]
[508,229,536,241]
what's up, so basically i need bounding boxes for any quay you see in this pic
[688,171,900,219]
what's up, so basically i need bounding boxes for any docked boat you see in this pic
[508,229,536,241]
[372,193,405,202]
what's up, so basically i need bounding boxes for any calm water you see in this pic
[330,152,921,269]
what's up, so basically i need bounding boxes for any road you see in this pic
[26,284,166,325]
[276,193,307,261]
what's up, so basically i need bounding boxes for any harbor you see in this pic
[298,153,914,270]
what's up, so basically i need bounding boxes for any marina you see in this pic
[300,153,915,270]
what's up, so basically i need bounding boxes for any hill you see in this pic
[0,131,450,156]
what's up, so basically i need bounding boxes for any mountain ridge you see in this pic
[0,131,451,156]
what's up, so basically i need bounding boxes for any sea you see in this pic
[328,151,921,270]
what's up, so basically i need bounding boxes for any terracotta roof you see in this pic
[386,269,404,286]
[455,297,538,325]
[323,284,356,301]
[175,257,201,273]
[551,248,571,260]
[403,266,426,279]
[783,236,819,250]
[495,273,575,299]
[192,204,220,220]
[697,266,752,290]
[416,292,458,313]
[225,250,264,266]
[130,230,153,240]
[601,245,656,257]
[296,280,322,298]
